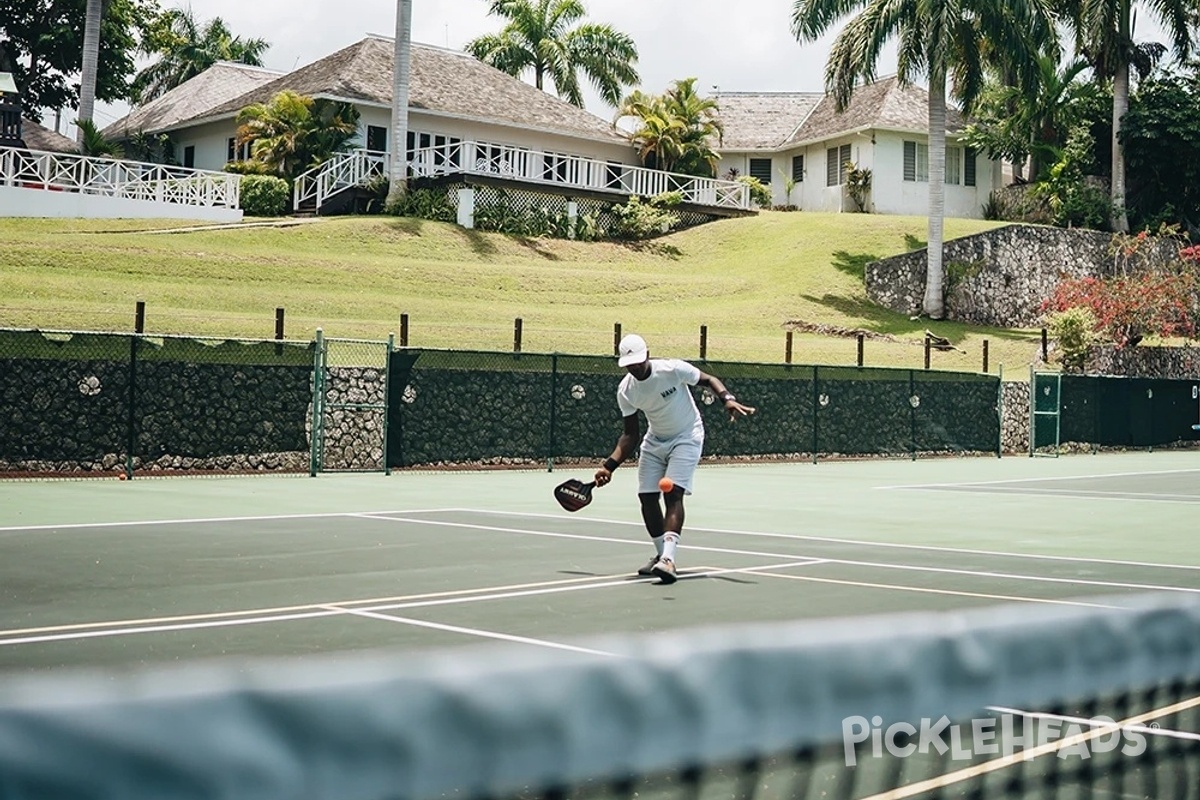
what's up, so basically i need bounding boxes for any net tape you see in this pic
[0,594,1197,799]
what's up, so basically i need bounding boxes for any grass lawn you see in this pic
[0,211,1041,373]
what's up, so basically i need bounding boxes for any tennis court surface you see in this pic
[1,451,1198,798]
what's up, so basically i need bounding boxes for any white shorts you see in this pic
[637,432,703,495]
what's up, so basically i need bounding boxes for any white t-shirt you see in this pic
[617,359,704,441]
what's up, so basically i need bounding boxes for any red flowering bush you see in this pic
[1041,271,1200,348]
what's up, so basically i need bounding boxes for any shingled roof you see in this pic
[715,92,822,150]
[190,36,627,146]
[717,76,967,152]
[102,62,284,138]
[20,118,79,153]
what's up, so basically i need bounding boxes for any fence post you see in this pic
[924,333,931,370]
[1041,327,1048,362]
[514,318,523,353]
[983,339,989,373]
[857,333,864,367]
[383,333,394,477]
[275,307,284,355]
[613,322,621,355]
[309,328,325,477]
[400,313,409,347]
[785,331,793,364]
[699,325,708,360]
[134,300,145,334]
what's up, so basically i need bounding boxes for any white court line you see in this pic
[0,508,465,533]
[457,508,1200,572]
[878,467,1200,491]
[740,570,1118,609]
[859,694,1200,800]
[0,561,825,648]
[987,705,1200,743]
[356,513,834,561]
[0,571,660,638]
[324,606,619,657]
[372,515,1200,595]
[898,486,1200,503]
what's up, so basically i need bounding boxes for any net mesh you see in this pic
[0,595,1195,799]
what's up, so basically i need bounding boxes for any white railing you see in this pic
[293,149,386,212]
[0,146,240,210]
[296,142,751,212]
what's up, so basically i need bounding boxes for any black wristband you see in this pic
[603,458,620,472]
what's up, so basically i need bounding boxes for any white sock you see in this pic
[651,534,665,557]
[661,532,680,561]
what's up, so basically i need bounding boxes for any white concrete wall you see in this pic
[719,131,1000,218]
[170,119,239,171]
[0,184,243,222]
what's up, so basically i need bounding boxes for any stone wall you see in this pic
[320,367,387,471]
[1085,345,1200,380]
[867,225,1181,327]
[1000,381,1031,455]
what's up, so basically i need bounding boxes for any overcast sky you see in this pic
[86,0,1178,133]
[88,0,876,131]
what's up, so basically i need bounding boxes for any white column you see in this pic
[566,201,578,240]
[457,187,476,229]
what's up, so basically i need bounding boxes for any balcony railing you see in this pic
[0,146,240,210]
[294,142,750,213]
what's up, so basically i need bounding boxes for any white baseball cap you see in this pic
[617,333,649,366]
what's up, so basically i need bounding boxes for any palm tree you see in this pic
[76,0,104,144]
[387,0,413,206]
[617,78,723,177]
[133,8,268,104]
[236,91,359,180]
[792,0,1054,319]
[466,0,639,108]
[1058,0,1194,231]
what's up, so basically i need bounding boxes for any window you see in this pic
[791,154,804,182]
[826,144,851,186]
[749,158,772,184]
[903,141,929,182]
[964,147,977,187]
[946,146,962,186]
[183,145,195,168]
[366,125,387,152]
[226,138,250,163]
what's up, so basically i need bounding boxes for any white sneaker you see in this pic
[637,556,659,577]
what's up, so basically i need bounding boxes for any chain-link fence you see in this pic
[1032,372,1200,453]
[312,335,393,473]
[0,329,314,477]
[386,349,1003,467]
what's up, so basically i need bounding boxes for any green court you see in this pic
[3,451,1198,675]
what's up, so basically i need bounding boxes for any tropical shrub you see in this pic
[609,195,680,240]
[736,175,772,209]
[1045,306,1099,371]
[239,174,290,217]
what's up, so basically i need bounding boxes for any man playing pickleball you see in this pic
[594,334,755,584]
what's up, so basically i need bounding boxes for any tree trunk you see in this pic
[923,72,947,319]
[1110,60,1130,232]
[386,0,413,206]
[77,0,103,143]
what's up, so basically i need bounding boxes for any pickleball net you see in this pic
[0,593,1197,799]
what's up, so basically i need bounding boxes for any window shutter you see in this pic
[903,141,916,182]
[792,154,804,182]
[946,147,961,186]
[826,148,839,186]
[839,144,852,185]
[749,158,772,184]
[964,147,977,187]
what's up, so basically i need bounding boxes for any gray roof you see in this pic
[715,92,822,150]
[193,36,628,146]
[718,76,967,152]
[20,118,79,153]
[102,62,285,138]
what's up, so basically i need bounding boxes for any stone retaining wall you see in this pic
[867,225,1180,327]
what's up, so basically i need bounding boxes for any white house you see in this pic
[715,77,1003,218]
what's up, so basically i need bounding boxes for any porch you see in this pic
[293,141,755,220]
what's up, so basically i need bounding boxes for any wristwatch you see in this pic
[720,392,736,403]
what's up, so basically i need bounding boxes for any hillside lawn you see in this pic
[0,211,1042,373]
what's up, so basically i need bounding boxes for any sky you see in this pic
[86,0,874,133]
[82,0,1180,135]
